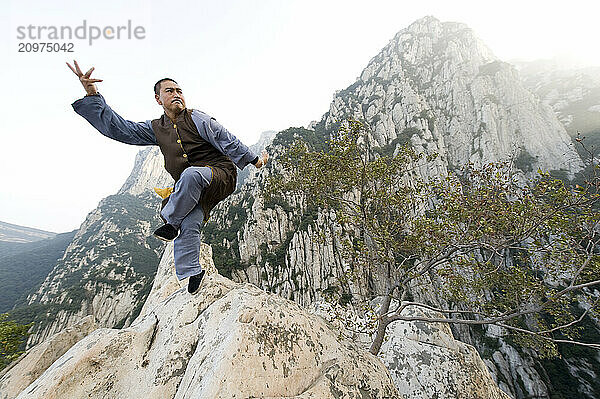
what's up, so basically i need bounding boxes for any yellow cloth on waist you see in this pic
[153,187,173,199]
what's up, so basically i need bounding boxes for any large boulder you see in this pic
[15,243,401,399]
[0,316,97,399]
[379,306,512,399]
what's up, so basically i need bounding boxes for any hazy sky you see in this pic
[1,0,599,233]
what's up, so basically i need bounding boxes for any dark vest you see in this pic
[151,109,237,222]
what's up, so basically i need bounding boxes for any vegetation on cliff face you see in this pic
[0,313,30,371]
[0,231,77,313]
[10,193,165,344]
[266,120,600,357]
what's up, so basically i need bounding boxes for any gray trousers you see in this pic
[160,166,213,280]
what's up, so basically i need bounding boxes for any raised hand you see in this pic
[66,60,103,95]
[255,149,269,168]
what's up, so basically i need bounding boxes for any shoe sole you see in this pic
[189,285,202,295]
[153,233,176,242]
[188,273,206,295]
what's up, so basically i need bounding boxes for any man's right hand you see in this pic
[255,150,269,168]
[66,60,103,95]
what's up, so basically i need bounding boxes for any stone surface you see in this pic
[323,16,582,177]
[24,134,275,348]
[14,245,400,399]
[378,306,512,399]
[0,316,97,399]
[211,17,593,399]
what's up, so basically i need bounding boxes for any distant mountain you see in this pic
[514,59,600,158]
[236,130,277,190]
[204,16,593,399]
[23,149,171,346]
[0,221,56,244]
[0,230,76,313]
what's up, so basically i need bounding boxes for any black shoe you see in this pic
[188,270,206,295]
[153,223,179,241]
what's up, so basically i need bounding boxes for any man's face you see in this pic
[155,81,186,115]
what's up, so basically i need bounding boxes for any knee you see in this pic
[179,167,196,183]
[179,167,211,187]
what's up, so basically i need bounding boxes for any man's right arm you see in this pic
[72,93,157,146]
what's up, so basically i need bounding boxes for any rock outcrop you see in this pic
[324,16,582,177]
[208,16,593,399]
[13,244,401,399]
[23,130,275,348]
[0,315,97,399]
[378,306,511,399]
[516,59,600,160]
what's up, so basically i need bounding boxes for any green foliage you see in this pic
[400,127,421,145]
[0,313,31,371]
[259,230,295,285]
[426,163,600,355]
[418,109,436,132]
[267,119,600,355]
[374,137,402,157]
[272,126,328,150]
[298,204,319,232]
[263,194,293,213]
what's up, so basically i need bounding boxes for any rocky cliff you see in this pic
[8,244,403,399]
[14,15,599,399]
[324,16,582,177]
[0,316,97,399]
[3,242,512,399]
[22,130,275,347]
[205,16,595,399]
[515,59,600,159]
[23,147,172,347]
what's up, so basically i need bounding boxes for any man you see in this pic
[67,60,268,294]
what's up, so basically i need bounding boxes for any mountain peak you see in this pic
[407,15,442,28]
[326,17,581,176]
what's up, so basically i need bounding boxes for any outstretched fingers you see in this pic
[66,60,91,78]
[68,61,102,82]
[73,59,83,75]
[68,59,102,95]
[66,61,79,76]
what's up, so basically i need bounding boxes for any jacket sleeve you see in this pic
[72,94,157,146]
[191,110,258,169]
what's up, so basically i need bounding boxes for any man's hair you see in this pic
[154,78,178,95]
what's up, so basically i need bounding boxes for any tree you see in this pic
[265,120,600,356]
[0,313,31,370]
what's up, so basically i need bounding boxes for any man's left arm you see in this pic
[192,111,260,169]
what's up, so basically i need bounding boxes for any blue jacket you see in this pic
[71,94,258,170]
[72,94,258,221]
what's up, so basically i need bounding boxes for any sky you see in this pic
[1,0,599,233]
